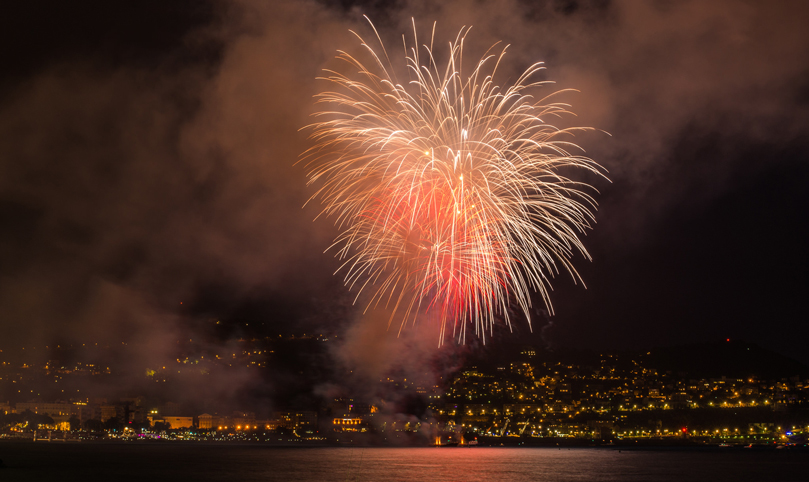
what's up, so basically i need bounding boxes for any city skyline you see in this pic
[2,334,807,447]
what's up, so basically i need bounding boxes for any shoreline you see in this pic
[2,437,805,451]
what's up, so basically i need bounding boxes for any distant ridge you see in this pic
[467,335,809,380]
[643,340,809,380]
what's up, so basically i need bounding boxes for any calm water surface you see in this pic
[1,443,807,481]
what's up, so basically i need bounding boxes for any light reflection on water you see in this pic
[278,447,802,482]
[1,444,807,482]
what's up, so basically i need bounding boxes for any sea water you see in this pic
[0,443,807,481]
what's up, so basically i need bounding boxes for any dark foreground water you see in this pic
[1,442,807,481]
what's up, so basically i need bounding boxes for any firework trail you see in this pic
[302,19,606,343]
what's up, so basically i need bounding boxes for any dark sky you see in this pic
[1,0,807,366]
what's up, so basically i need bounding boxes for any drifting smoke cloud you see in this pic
[0,0,354,408]
[0,0,807,408]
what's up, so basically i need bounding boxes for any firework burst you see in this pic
[302,19,607,343]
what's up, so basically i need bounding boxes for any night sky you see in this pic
[1,0,808,370]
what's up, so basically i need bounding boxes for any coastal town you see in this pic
[1,336,807,447]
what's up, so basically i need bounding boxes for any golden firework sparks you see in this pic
[302,19,607,343]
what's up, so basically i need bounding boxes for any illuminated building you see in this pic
[332,417,365,432]
[99,404,118,422]
[273,411,317,432]
[13,402,77,430]
[15,402,77,417]
[163,416,194,429]
[198,413,219,429]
